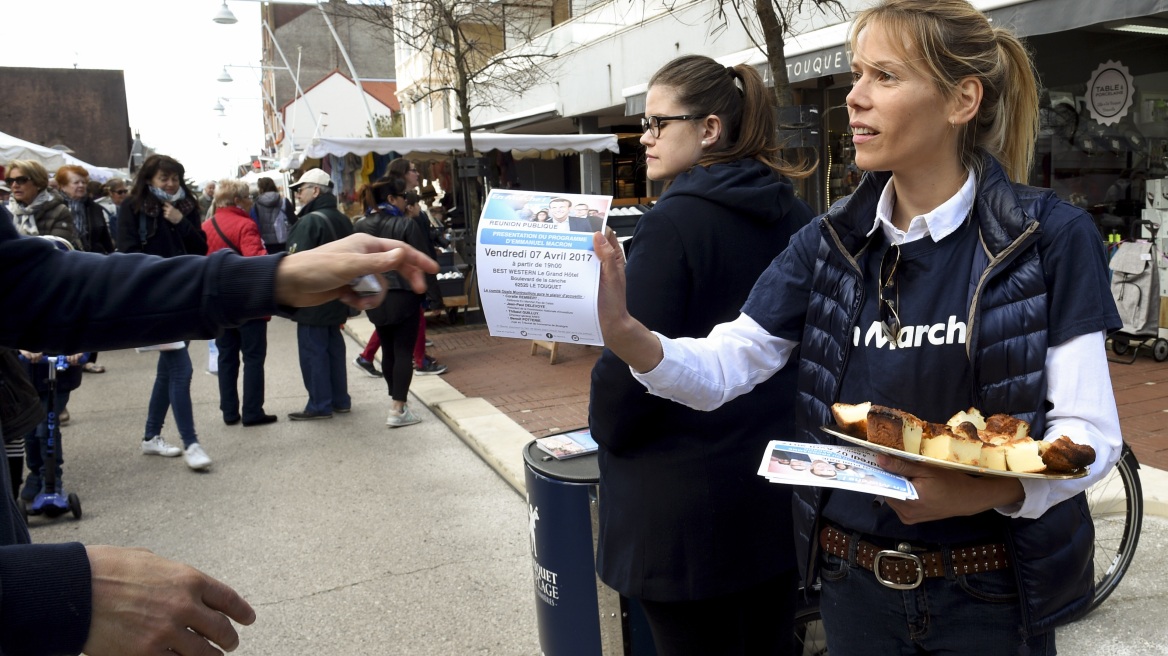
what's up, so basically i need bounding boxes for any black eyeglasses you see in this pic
[878,244,902,342]
[640,114,709,138]
[5,176,31,186]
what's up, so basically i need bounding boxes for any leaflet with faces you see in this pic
[476,189,612,346]
[758,440,919,501]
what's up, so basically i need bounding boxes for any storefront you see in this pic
[788,0,1168,221]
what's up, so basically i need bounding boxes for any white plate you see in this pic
[821,426,1088,480]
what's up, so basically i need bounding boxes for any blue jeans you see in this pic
[819,547,1056,655]
[216,319,268,422]
[144,347,198,447]
[23,390,71,494]
[296,324,350,414]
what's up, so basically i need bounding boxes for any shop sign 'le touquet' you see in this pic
[1087,60,1134,126]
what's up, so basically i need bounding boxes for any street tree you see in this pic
[711,0,848,108]
[335,0,559,234]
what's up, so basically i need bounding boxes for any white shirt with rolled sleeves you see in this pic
[632,173,1122,520]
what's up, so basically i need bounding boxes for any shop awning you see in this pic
[303,133,620,161]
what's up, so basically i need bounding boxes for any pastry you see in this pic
[866,405,925,455]
[1040,436,1096,473]
[831,402,872,435]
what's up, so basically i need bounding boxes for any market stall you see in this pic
[0,129,123,182]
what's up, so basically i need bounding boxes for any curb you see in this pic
[342,323,1168,516]
[342,322,530,498]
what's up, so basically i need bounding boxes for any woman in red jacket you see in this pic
[205,179,277,427]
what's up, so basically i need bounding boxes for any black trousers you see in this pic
[638,568,799,656]
[216,319,268,422]
[375,317,419,403]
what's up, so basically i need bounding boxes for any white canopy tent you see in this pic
[0,129,123,182]
[301,133,620,162]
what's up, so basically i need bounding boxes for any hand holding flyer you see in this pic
[476,189,612,346]
[757,440,919,500]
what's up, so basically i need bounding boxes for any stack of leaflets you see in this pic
[535,429,598,460]
[756,440,919,500]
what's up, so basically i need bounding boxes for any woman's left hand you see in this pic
[66,353,85,365]
[161,202,183,225]
[878,455,1025,524]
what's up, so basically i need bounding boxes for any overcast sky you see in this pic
[6,1,273,183]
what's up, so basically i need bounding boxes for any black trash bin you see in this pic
[523,439,655,656]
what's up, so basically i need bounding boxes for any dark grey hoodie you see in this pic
[252,191,291,245]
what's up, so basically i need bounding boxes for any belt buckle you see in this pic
[873,544,924,590]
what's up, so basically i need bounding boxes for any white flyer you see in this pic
[476,189,612,346]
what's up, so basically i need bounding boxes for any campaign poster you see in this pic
[476,189,611,346]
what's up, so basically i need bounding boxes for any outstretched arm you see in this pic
[274,232,438,309]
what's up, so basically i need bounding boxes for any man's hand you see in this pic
[274,233,439,309]
[878,455,1025,524]
[84,546,256,656]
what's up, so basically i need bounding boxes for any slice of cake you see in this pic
[979,442,1009,471]
[866,405,925,455]
[947,407,987,431]
[985,414,1030,442]
[1040,436,1096,473]
[831,402,872,435]
[921,423,982,465]
[1004,438,1046,473]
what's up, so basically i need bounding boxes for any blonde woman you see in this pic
[594,1,1122,652]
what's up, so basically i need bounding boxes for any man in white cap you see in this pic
[284,169,355,420]
[0,180,10,205]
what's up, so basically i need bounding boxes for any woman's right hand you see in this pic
[593,230,663,373]
[19,350,42,363]
[161,202,184,225]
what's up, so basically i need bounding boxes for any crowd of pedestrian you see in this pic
[3,153,453,487]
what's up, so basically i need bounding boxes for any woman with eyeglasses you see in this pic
[97,178,128,240]
[117,154,213,472]
[594,1,1122,654]
[5,159,81,250]
[588,54,813,655]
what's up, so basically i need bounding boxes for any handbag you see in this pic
[0,349,45,443]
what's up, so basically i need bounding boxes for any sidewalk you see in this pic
[344,314,1168,515]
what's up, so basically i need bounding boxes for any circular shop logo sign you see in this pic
[1086,60,1133,126]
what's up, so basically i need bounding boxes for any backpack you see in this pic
[273,201,290,244]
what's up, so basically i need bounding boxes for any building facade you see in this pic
[397,0,1168,219]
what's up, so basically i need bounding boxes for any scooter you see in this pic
[19,354,83,521]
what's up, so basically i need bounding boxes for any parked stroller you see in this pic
[1108,219,1168,363]
[18,353,84,520]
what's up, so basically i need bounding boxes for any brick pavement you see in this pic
[428,321,595,438]
[1107,354,1168,471]
[426,321,1168,468]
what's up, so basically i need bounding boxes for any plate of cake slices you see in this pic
[824,402,1092,480]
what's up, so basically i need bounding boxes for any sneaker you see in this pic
[184,443,212,471]
[352,356,382,378]
[289,411,333,421]
[414,358,447,376]
[59,409,70,425]
[424,338,434,347]
[142,436,182,457]
[386,405,422,428]
[19,474,42,503]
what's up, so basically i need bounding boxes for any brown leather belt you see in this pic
[819,525,1011,590]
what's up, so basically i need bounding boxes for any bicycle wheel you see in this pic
[793,586,828,656]
[1086,445,1143,613]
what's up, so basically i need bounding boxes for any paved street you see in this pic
[25,314,1168,655]
[32,318,540,656]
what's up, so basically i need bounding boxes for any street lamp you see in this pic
[219,62,304,157]
[212,1,238,24]
[212,0,377,138]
